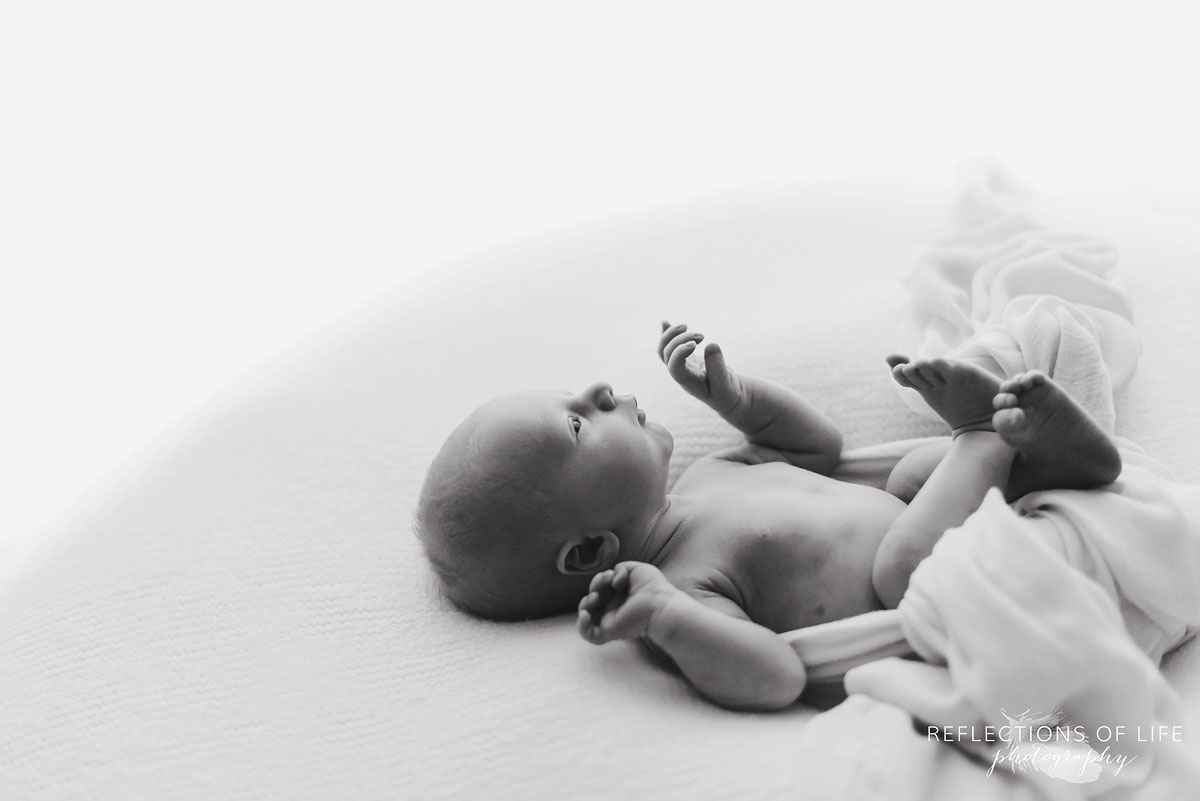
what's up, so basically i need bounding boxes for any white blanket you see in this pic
[838,474,1200,797]
[896,158,1141,435]
[790,475,1200,799]
[782,163,1200,798]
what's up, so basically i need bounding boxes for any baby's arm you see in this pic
[659,322,842,470]
[578,562,807,711]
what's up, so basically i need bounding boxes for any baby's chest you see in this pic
[685,463,890,547]
[674,473,899,629]
[707,499,840,579]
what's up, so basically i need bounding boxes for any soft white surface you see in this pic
[7,1,1200,552]
[2,176,1199,799]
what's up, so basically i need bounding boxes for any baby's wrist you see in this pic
[712,377,749,418]
[644,586,691,645]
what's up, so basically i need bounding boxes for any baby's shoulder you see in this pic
[660,553,747,610]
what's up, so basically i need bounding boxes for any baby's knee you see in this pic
[871,528,926,609]
[885,440,952,503]
[884,468,924,505]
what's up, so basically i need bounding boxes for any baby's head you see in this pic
[416,382,673,620]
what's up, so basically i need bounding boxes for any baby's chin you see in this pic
[647,419,674,452]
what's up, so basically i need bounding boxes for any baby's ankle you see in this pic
[954,429,1014,453]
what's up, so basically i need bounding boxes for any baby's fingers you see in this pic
[703,342,741,407]
[611,563,633,592]
[663,330,704,366]
[703,342,729,380]
[584,573,612,610]
[658,322,688,362]
[578,588,607,626]
[589,569,614,593]
[666,339,700,383]
[577,609,604,643]
[578,591,596,615]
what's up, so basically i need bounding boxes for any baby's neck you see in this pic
[632,494,690,566]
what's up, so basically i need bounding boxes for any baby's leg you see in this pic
[873,357,1016,608]
[884,439,952,503]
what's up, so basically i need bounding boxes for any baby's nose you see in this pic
[584,381,616,410]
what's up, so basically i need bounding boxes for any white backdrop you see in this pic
[2,1,1199,552]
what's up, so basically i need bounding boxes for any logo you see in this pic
[990,708,1110,783]
[927,707,1183,784]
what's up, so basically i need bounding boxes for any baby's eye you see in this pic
[569,415,582,436]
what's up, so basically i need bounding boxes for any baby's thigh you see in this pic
[884,439,953,503]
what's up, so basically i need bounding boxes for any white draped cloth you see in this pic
[780,161,1200,798]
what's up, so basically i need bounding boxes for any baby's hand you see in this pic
[658,321,743,414]
[577,562,679,644]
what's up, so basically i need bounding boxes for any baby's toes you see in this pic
[913,363,941,386]
[998,373,1030,394]
[891,363,916,389]
[902,364,932,389]
[1010,371,1046,393]
[993,407,1027,433]
[993,391,1019,410]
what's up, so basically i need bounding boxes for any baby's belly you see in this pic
[722,480,905,632]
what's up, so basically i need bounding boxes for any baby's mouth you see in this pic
[637,409,646,425]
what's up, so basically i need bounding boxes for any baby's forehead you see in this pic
[475,390,563,425]
[466,391,570,460]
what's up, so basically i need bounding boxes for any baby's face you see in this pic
[477,382,673,532]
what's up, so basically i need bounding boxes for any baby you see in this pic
[415,322,1122,710]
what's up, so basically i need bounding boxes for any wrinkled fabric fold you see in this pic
[780,159,1199,797]
[783,461,1200,695]
[895,158,1141,434]
[847,486,1200,796]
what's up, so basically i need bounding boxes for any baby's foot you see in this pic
[887,354,1002,436]
[994,371,1122,493]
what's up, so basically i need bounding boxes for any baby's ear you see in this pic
[556,531,620,575]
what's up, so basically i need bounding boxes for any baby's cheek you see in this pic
[592,469,641,510]
[597,471,636,503]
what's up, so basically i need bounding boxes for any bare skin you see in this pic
[577,328,1122,711]
[993,369,1123,491]
[884,356,1122,499]
[872,357,1019,607]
